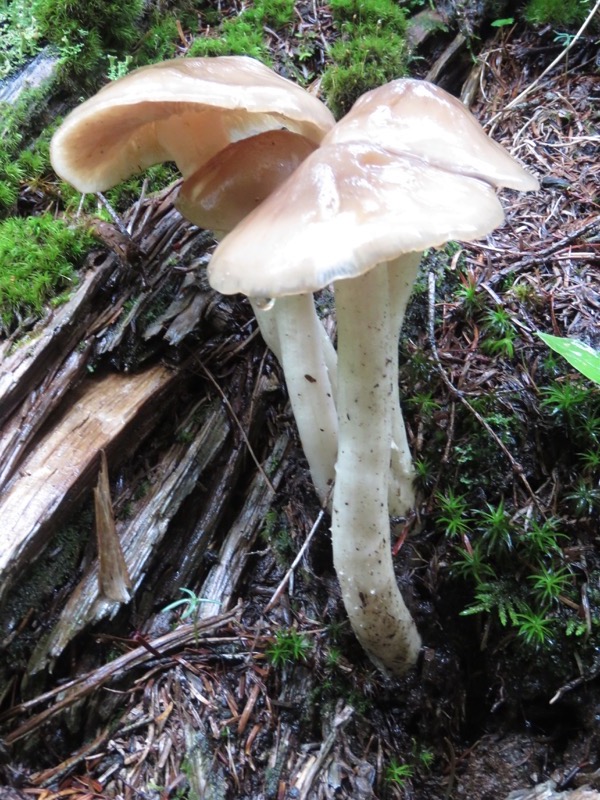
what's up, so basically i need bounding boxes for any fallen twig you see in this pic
[428,271,543,511]
[486,0,600,127]
[1,607,239,745]
[264,507,327,612]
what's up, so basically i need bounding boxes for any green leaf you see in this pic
[538,333,600,385]
[491,17,514,26]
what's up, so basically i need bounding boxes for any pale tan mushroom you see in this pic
[50,56,335,191]
[323,78,539,518]
[177,130,338,503]
[208,79,539,676]
[50,56,339,505]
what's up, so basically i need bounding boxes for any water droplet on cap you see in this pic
[254,296,276,311]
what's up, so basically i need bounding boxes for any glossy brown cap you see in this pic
[176,129,316,235]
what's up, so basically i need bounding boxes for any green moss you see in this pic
[0,83,61,216]
[0,213,94,332]
[321,1,409,117]
[0,0,42,80]
[32,0,144,89]
[189,0,295,63]
[330,0,407,33]
[136,15,181,64]
[524,0,592,26]
[34,0,143,52]
[322,30,408,117]
[223,0,295,30]
[189,18,269,62]
[6,139,53,212]
[216,0,295,30]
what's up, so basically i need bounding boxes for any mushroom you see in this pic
[323,79,540,518]
[50,56,335,191]
[177,129,339,501]
[208,79,538,676]
[50,56,339,505]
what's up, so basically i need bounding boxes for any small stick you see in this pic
[264,508,326,612]
[96,191,131,237]
[197,359,276,494]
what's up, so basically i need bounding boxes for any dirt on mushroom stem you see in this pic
[332,266,422,676]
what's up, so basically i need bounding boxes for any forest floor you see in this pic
[0,4,599,800]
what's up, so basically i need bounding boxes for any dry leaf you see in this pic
[94,450,131,603]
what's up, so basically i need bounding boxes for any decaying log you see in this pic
[197,432,290,616]
[1,608,241,748]
[0,180,270,691]
[0,256,119,490]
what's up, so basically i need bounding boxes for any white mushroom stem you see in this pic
[251,294,338,506]
[332,266,421,677]
[249,297,337,393]
[386,252,422,517]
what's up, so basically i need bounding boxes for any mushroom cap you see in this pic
[324,79,539,192]
[50,56,335,193]
[208,141,507,298]
[176,129,316,235]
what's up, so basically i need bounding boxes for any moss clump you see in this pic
[1,131,54,216]
[322,30,408,117]
[524,0,592,26]
[32,0,144,89]
[0,214,94,333]
[329,0,407,31]
[253,0,295,28]
[321,0,408,117]
[189,0,295,62]
[189,17,269,62]
[135,1,200,66]
[0,0,42,80]
[0,84,60,216]
[33,0,144,53]
[136,15,182,64]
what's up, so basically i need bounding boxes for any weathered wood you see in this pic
[197,433,290,616]
[27,396,232,673]
[0,347,91,491]
[94,450,132,604]
[0,366,177,606]
[0,255,118,433]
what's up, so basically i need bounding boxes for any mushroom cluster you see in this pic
[51,60,538,678]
